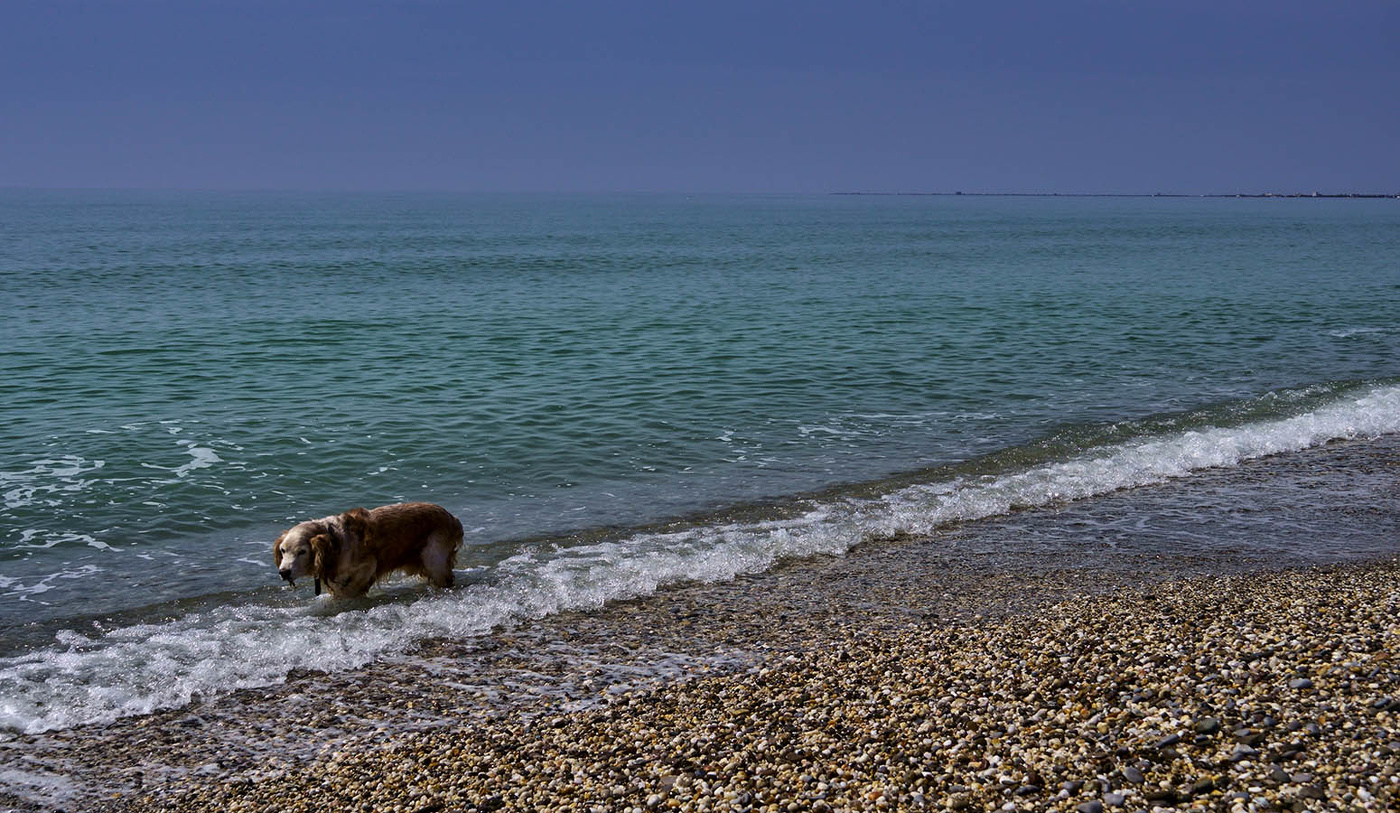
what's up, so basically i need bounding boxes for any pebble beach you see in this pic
[3,558,1394,812]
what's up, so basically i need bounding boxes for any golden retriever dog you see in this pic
[274,502,461,598]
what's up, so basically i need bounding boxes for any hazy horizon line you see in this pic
[2,185,1397,199]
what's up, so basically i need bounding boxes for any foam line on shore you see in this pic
[0,383,1397,735]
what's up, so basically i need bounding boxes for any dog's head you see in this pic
[273,521,336,588]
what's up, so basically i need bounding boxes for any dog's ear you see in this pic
[341,508,372,543]
[310,532,337,582]
[273,533,285,566]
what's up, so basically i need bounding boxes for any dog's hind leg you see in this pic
[421,534,456,589]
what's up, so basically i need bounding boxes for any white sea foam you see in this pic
[1,384,1398,734]
[12,529,106,551]
[173,444,223,477]
[0,456,106,511]
[1329,326,1390,339]
[874,383,1400,536]
[140,441,224,480]
[0,565,105,602]
[0,767,76,810]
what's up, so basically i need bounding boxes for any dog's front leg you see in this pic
[335,558,379,598]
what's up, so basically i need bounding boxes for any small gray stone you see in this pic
[1194,717,1221,735]
[1122,766,1144,784]
[1076,802,1104,813]
[1288,677,1314,690]
[1103,791,1126,806]
[1144,788,1182,805]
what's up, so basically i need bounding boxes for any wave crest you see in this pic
[2,383,1398,734]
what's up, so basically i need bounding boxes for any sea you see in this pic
[1,190,1398,736]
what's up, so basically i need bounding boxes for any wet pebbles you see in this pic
[87,560,1399,812]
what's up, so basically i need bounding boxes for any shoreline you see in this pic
[2,551,1394,812]
[78,559,1400,812]
[3,437,1398,812]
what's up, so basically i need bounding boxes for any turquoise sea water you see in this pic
[1,191,1398,733]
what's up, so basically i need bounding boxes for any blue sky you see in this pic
[2,1,1396,193]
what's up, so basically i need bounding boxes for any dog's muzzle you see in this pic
[280,570,295,586]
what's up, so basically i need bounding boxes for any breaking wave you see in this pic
[2,382,1398,734]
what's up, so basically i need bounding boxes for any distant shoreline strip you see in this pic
[833,191,1400,199]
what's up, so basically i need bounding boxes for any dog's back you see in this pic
[362,502,462,585]
[366,502,463,546]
